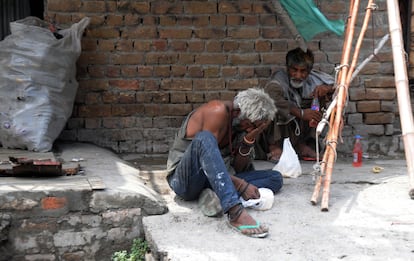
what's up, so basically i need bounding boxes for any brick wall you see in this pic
[45,0,402,157]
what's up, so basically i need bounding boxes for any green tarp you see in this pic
[280,0,345,41]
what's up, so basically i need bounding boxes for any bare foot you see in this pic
[298,143,316,159]
[228,205,269,238]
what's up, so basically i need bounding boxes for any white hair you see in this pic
[233,88,277,122]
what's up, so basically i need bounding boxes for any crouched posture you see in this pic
[166,88,283,238]
[256,47,335,162]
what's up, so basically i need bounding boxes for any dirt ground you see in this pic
[140,158,414,261]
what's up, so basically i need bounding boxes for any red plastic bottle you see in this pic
[352,135,362,167]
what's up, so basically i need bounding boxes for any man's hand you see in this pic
[244,120,271,142]
[313,84,334,98]
[241,182,260,200]
[302,108,322,123]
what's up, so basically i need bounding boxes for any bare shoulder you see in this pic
[186,100,229,139]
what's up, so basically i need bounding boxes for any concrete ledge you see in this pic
[0,142,167,260]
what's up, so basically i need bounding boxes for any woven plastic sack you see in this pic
[0,16,90,152]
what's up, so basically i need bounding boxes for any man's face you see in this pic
[288,64,309,89]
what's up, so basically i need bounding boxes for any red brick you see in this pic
[160,16,176,26]
[120,66,138,77]
[206,41,222,52]
[228,28,259,39]
[109,79,140,90]
[356,101,380,112]
[154,66,171,77]
[192,16,210,27]
[227,15,242,26]
[178,54,196,64]
[365,112,395,124]
[219,2,238,13]
[79,105,112,117]
[171,92,187,103]
[80,79,109,91]
[159,29,193,39]
[78,52,109,65]
[47,0,81,12]
[256,40,271,52]
[195,28,226,39]
[116,40,134,52]
[153,40,168,51]
[112,54,144,65]
[138,66,154,77]
[122,27,157,39]
[223,41,239,51]
[244,15,258,26]
[88,66,106,78]
[364,76,395,88]
[130,2,150,13]
[102,92,119,104]
[135,41,152,51]
[81,1,106,12]
[95,39,114,51]
[260,15,277,26]
[228,79,259,90]
[229,54,260,65]
[171,66,187,77]
[151,1,183,14]
[188,66,203,78]
[124,14,139,25]
[119,92,136,104]
[87,27,120,39]
[188,41,205,52]
[41,197,67,210]
[152,92,170,103]
[195,54,227,65]
[185,2,217,14]
[210,15,226,26]
[105,14,124,26]
[161,79,193,91]
[52,13,72,25]
[107,66,121,78]
[193,79,225,90]
[112,104,145,116]
[171,41,187,51]
[222,66,238,77]
[365,88,396,100]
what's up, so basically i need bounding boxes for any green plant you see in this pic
[112,238,149,261]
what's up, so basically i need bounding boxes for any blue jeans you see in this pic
[167,131,283,213]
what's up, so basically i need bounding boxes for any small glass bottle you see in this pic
[309,97,319,128]
[352,135,363,167]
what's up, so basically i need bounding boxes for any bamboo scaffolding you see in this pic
[311,0,380,210]
[386,0,414,199]
[311,0,359,209]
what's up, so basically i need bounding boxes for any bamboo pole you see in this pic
[386,0,414,199]
[310,0,358,207]
[321,0,375,210]
[317,0,361,211]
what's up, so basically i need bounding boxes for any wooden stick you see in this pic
[320,0,361,211]
[386,0,414,199]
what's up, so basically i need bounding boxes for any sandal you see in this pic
[227,204,269,238]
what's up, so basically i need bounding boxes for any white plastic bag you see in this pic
[273,138,302,178]
[0,17,90,152]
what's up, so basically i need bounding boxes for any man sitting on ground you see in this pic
[255,47,335,162]
[166,88,283,238]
